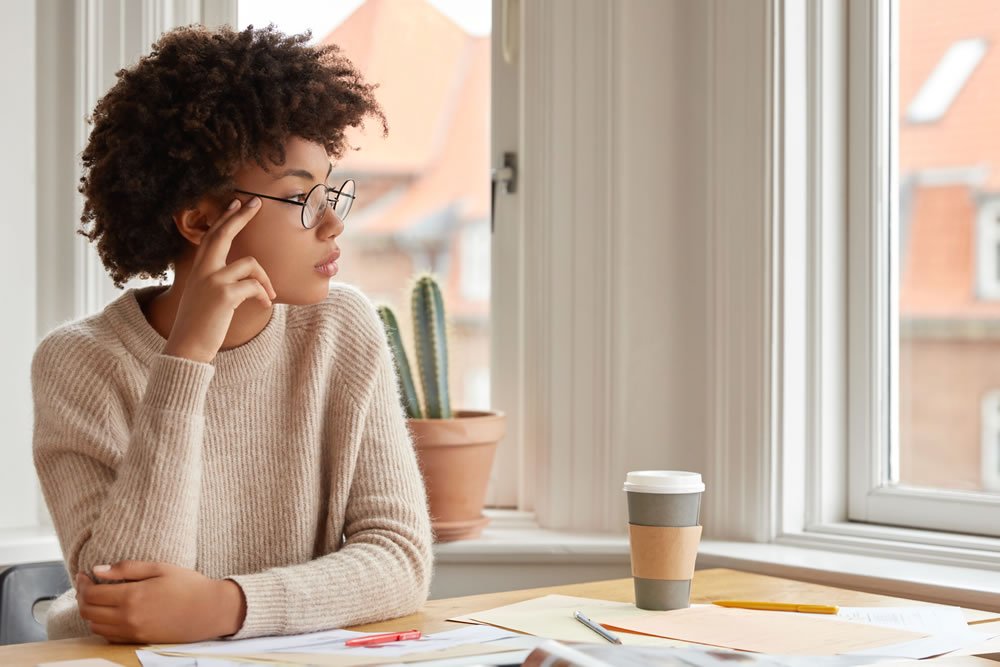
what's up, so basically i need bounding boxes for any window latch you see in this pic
[491,151,517,233]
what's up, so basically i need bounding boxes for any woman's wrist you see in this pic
[213,578,247,638]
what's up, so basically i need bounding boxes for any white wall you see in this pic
[0,2,39,531]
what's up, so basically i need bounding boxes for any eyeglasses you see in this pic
[234,179,356,229]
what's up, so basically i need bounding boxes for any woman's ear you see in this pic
[172,199,221,246]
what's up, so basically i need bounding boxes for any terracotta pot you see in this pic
[408,410,506,542]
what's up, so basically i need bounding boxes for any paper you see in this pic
[147,627,368,655]
[137,653,258,667]
[837,605,971,634]
[449,594,689,647]
[594,604,928,655]
[938,626,1000,657]
[146,626,535,667]
[37,661,128,667]
[523,642,901,667]
[828,606,1000,660]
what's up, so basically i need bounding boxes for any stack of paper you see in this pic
[137,625,539,667]
[449,594,1000,661]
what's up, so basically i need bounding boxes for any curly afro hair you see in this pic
[78,24,387,287]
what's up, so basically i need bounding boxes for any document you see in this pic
[449,594,689,647]
[593,604,927,655]
[140,625,536,667]
[835,606,1000,660]
[520,641,903,667]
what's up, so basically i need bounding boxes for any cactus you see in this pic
[378,305,423,419]
[412,274,452,419]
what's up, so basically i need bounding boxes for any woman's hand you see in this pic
[76,561,246,644]
[164,196,278,364]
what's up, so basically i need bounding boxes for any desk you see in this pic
[2,568,998,667]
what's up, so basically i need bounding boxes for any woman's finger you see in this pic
[194,196,262,273]
[223,279,272,310]
[212,256,277,300]
[79,581,133,607]
[79,600,123,624]
[93,560,163,583]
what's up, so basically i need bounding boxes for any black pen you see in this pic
[573,610,622,644]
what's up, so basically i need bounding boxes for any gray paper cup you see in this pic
[624,470,705,611]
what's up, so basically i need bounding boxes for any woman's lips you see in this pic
[315,251,340,277]
[315,259,338,278]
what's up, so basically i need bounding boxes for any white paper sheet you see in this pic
[837,606,970,635]
[844,629,1000,661]
[149,625,522,661]
[832,606,1000,660]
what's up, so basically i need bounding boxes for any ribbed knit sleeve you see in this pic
[32,336,215,583]
[224,318,433,640]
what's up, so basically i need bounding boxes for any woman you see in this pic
[31,23,433,643]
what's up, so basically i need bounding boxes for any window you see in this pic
[976,199,1000,300]
[848,0,1000,537]
[459,219,491,303]
[906,38,986,124]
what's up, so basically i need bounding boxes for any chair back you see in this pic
[0,561,71,645]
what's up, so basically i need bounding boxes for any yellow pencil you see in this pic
[713,600,840,614]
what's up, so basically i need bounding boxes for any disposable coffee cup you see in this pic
[624,470,705,611]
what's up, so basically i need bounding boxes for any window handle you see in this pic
[491,151,517,233]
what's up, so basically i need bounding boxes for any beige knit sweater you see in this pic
[31,283,433,641]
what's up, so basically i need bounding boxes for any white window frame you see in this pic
[976,199,1000,300]
[709,0,1000,569]
[844,0,1000,538]
[982,391,1000,493]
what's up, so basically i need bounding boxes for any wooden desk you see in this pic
[2,568,998,667]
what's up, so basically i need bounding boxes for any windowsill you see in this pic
[0,525,62,567]
[433,511,629,564]
[434,511,1000,614]
[6,514,997,614]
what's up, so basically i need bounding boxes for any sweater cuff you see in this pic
[224,572,288,640]
[143,354,215,413]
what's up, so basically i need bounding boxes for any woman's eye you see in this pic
[290,194,307,203]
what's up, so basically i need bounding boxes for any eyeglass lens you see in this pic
[303,179,355,229]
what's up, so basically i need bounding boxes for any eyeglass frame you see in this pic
[233,178,356,229]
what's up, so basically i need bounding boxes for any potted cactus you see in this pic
[378,273,506,542]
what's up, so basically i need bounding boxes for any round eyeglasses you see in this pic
[234,179,356,229]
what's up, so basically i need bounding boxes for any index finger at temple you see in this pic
[199,198,260,270]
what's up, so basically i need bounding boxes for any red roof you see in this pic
[320,0,490,238]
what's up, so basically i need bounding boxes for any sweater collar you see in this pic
[107,285,287,385]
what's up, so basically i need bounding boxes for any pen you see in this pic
[574,610,622,644]
[344,629,422,647]
[713,600,840,614]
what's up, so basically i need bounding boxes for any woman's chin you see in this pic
[277,281,331,306]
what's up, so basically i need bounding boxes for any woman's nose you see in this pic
[317,206,344,237]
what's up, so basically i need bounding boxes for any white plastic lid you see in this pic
[623,470,705,494]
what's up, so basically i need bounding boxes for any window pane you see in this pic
[238,0,492,411]
[897,0,1000,495]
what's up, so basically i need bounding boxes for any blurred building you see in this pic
[321,0,491,411]
[898,0,1000,491]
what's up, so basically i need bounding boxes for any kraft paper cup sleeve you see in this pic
[628,524,702,580]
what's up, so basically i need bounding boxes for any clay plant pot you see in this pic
[408,410,506,542]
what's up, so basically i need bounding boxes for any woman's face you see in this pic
[224,136,345,305]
